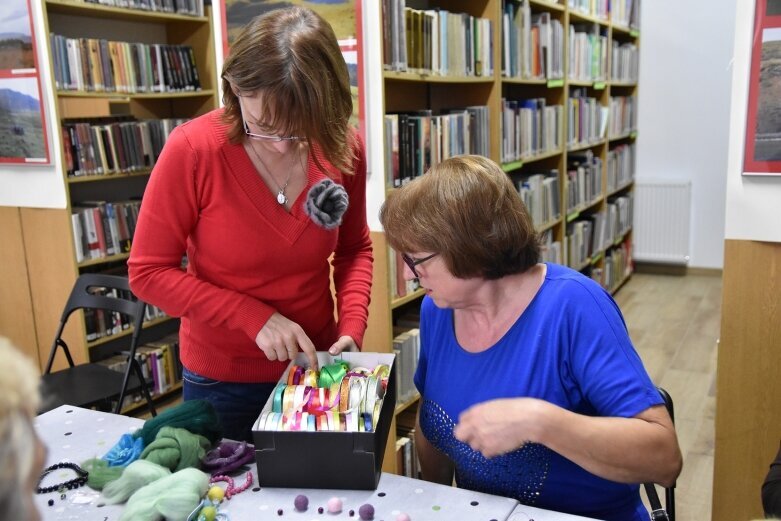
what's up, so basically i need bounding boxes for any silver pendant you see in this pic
[277,191,288,205]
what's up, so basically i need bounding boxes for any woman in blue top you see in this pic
[379,155,682,521]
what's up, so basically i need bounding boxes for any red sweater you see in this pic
[128,110,373,383]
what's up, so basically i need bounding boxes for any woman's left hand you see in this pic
[328,335,358,356]
[453,398,544,458]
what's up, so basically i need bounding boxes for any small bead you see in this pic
[48,499,54,506]
[318,506,324,514]
[277,508,283,516]
[349,510,355,517]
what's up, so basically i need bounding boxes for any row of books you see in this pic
[396,409,420,479]
[82,285,166,342]
[71,200,141,263]
[63,117,186,177]
[382,1,494,77]
[608,96,637,138]
[567,150,603,212]
[50,34,201,93]
[589,240,632,289]
[81,0,203,17]
[567,89,609,146]
[501,3,565,80]
[566,194,633,269]
[611,42,639,83]
[540,229,563,264]
[393,327,420,406]
[99,333,183,410]
[607,143,635,193]
[389,249,421,300]
[501,98,563,163]
[568,25,608,83]
[567,213,611,270]
[517,170,561,227]
[568,0,609,21]
[603,241,632,289]
[383,106,490,188]
[611,0,641,30]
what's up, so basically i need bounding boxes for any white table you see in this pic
[34,406,598,521]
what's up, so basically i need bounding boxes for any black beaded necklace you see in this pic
[35,462,89,494]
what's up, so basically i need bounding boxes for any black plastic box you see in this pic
[252,351,396,490]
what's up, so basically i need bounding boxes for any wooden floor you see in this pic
[136,272,723,520]
[615,272,722,521]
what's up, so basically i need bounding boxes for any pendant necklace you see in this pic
[247,142,295,205]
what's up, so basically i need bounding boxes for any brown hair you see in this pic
[380,155,540,280]
[221,7,356,174]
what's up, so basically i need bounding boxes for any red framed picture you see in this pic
[219,0,365,142]
[0,0,50,164]
[744,0,781,174]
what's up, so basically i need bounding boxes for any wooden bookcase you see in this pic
[366,0,640,475]
[17,0,218,411]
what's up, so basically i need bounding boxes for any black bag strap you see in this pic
[644,483,669,521]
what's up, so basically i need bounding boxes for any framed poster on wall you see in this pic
[219,0,365,140]
[0,0,50,164]
[744,0,781,174]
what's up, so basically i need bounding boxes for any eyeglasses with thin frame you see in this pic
[401,252,438,278]
[243,121,306,143]
[235,92,306,142]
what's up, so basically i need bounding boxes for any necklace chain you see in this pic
[247,142,295,205]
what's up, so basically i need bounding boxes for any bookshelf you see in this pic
[368,0,640,475]
[17,0,218,406]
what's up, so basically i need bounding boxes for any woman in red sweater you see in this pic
[128,7,373,442]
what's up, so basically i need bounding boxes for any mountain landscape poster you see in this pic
[219,0,365,137]
[0,76,49,163]
[744,0,781,174]
[0,0,36,71]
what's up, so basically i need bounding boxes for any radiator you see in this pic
[633,181,691,265]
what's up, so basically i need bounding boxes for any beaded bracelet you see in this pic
[36,462,89,494]
[209,471,253,499]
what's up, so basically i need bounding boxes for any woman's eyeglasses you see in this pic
[401,253,438,278]
[243,121,305,143]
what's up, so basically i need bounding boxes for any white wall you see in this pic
[0,0,66,209]
[636,0,736,268]
[724,0,781,242]
[363,0,385,232]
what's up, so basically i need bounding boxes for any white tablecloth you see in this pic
[34,405,598,521]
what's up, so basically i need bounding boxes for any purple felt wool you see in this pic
[294,494,309,511]
[358,503,375,520]
[201,440,255,476]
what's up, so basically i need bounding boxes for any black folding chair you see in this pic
[40,273,157,416]
[644,387,676,521]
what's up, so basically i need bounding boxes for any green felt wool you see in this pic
[140,426,211,472]
[119,467,209,521]
[133,400,222,446]
[101,460,171,504]
[81,458,124,490]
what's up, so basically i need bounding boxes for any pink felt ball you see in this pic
[327,497,343,513]
[396,514,411,521]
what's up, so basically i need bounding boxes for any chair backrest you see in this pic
[61,273,146,326]
[45,273,147,373]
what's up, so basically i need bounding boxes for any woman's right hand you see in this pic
[255,312,319,370]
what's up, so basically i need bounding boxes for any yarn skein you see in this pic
[140,426,210,472]
[101,460,171,504]
[119,467,209,521]
[132,400,222,446]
